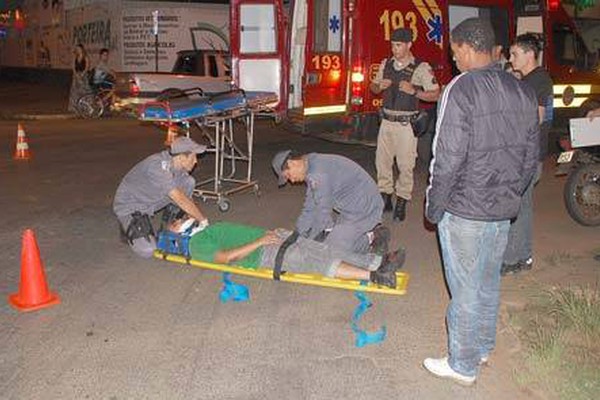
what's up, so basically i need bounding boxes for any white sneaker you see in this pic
[423,357,476,386]
[479,356,489,366]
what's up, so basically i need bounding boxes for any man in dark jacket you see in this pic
[423,18,539,385]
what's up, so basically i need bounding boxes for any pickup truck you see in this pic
[115,50,231,107]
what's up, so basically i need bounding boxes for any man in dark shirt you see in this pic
[502,33,554,275]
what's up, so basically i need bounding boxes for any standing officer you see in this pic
[272,150,389,255]
[113,137,209,258]
[370,28,440,221]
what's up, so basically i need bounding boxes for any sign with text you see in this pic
[121,6,228,71]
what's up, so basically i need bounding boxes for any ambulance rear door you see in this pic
[230,0,288,113]
[302,0,348,117]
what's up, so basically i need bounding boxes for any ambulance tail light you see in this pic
[351,66,365,108]
[351,70,364,84]
[547,0,560,11]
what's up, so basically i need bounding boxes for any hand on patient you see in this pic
[259,231,283,246]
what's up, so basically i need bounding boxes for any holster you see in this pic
[410,109,431,138]
[124,212,155,244]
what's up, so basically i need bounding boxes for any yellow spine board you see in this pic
[154,251,409,295]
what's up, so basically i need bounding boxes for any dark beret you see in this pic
[390,28,412,43]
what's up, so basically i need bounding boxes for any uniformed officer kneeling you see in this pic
[113,137,209,258]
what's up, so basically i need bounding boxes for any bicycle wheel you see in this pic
[76,94,104,119]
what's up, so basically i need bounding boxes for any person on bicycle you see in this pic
[92,48,115,89]
[91,48,117,106]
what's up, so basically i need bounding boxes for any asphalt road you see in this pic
[0,110,597,399]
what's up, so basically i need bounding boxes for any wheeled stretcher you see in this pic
[138,89,278,211]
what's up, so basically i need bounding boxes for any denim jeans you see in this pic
[503,162,542,265]
[438,212,510,377]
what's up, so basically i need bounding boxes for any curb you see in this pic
[11,113,76,121]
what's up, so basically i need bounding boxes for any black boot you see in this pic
[393,197,407,222]
[370,268,397,288]
[381,193,393,212]
[369,224,390,255]
[369,247,406,288]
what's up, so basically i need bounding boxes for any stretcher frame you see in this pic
[154,250,409,295]
[139,89,277,211]
[192,107,260,212]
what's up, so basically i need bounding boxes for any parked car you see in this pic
[115,50,231,108]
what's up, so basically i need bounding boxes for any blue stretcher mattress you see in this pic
[139,90,278,122]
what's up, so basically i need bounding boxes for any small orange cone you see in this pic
[8,229,60,312]
[13,123,31,160]
[164,124,178,146]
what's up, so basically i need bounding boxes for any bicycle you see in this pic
[75,79,116,119]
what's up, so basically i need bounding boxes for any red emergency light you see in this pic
[14,9,25,31]
[351,65,365,108]
[547,0,560,11]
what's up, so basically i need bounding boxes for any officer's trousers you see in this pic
[375,119,418,200]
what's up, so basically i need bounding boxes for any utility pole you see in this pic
[152,10,159,72]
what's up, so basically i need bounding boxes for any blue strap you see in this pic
[351,286,386,347]
[219,273,249,303]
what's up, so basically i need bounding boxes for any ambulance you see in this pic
[229,0,600,145]
[229,0,515,145]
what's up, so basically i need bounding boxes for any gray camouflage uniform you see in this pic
[113,151,195,258]
[296,153,383,253]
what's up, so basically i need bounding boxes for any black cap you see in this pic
[391,28,413,43]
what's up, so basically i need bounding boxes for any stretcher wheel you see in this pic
[218,198,231,212]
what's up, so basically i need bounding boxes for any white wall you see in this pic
[0,0,229,72]
[120,1,229,72]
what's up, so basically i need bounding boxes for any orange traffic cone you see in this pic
[164,124,178,146]
[13,123,31,160]
[8,229,60,312]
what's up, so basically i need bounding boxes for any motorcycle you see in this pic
[556,140,600,226]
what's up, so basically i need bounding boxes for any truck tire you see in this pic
[563,163,600,226]
[157,88,185,102]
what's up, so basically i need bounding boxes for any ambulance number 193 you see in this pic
[379,10,418,42]
[311,55,341,70]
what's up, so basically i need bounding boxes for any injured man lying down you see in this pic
[169,219,405,288]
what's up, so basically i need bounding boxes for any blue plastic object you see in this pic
[219,273,249,303]
[351,287,387,347]
[156,231,191,258]
[141,90,276,121]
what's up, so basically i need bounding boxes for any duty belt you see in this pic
[382,113,417,123]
